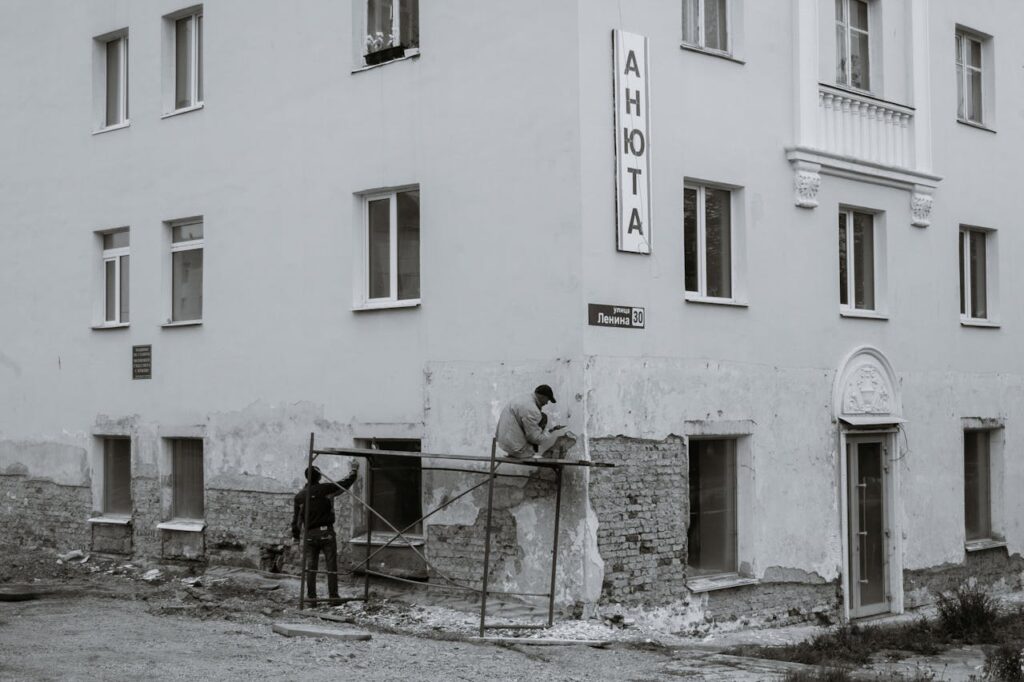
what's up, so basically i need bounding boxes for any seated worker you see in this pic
[495,384,565,459]
[291,463,357,606]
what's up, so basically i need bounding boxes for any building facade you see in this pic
[1,0,1022,625]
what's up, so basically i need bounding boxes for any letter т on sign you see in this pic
[613,30,651,255]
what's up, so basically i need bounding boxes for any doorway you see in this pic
[846,435,890,618]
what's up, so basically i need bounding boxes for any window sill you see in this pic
[840,309,889,321]
[93,121,131,135]
[679,44,744,64]
[162,319,203,328]
[92,322,130,330]
[965,538,1006,553]
[957,119,996,134]
[685,294,748,307]
[88,515,132,526]
[352,48,420,74]
[161,103,205,119]
[352,299,421,312]
[687,574,759,593]
[350,532,424,547]
[157,520,206,532]
[961,317,1000,329]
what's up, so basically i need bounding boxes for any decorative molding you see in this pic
[832,345,902,422]
[843,366,892,414]
[910,185,934,227]
[793,160,821,208]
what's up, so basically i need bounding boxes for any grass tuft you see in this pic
[984,642,1024,682]
[934,583,998,642]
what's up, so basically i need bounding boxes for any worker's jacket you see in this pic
[495,393,545,457]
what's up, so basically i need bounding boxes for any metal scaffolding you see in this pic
[297,433,613,635]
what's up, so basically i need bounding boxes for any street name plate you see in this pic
[588,304,645,329]
[132,345,152,380]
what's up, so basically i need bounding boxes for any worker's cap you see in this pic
[304,465,323,481]
[534,384,557,403]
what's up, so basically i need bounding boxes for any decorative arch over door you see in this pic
[833,345,903,426]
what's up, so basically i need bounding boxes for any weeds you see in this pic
[782,669,854,682]
[935,583,998,642]
[984,643,1024,682]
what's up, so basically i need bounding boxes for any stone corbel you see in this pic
[910,185,934,228]
[792,160,821,208]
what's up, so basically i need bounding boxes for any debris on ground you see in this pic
[141,569,163,583]
[57,550,84,562]
[271,623,372,641]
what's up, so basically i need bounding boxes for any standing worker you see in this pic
[291,463,357,606]
[496,384,564,459]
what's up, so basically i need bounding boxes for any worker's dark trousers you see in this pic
[304,528,339,600]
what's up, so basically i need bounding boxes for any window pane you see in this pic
[968,39,982,68]
[959,233,966,315]
[172,222,203,242]
[104,438,132,514]
[835,24,848,85]
[197,14,203,102]
[850,0,868,30]
[104,230,129,249]
[172,248,203,321]
[368,440,422,534]
[967,69,982,122]
[105,260,117,322]
[704,0,728,51]
[954,34,962,65]
[964,431,991,541]
[684,188,698,293]
[956,63,965,120]
[105,38,122,126]
[853,212,874,310]
[687,439,737,575]
[400,0,418,48]
[970,231,987,319]
[396,190,420,300]
[704,188,731,298]
[368,198,391,299]
[682,0,698,45]
[855,442,885,605]
[175,16,192,109]
[366,0,395,52]
[172,439,204,519]
[850,29,869,89]
[838,213,848,306]
[119,255,130,323]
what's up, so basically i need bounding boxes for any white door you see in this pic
[847,436,890,618]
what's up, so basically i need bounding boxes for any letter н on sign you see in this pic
[612,30,652,255]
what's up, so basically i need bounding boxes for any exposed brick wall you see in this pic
[131,477,162,557]
[589,436,688,604]
[904,547,1024,609]
[703,582,841,626]
[0,475,90,550]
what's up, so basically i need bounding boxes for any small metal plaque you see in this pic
[132,345,152,380]
[588,304,645,329]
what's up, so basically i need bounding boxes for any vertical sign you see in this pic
[613,30,652,254]
[132,345,152,380]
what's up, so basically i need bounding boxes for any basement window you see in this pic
[170,438,204,520]
[687,438,737,576]
[103,437,132,515]
[361,439,422,536]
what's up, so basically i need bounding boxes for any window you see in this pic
[682,0,728,53]
[364,189,420,304]
[964,430,992,541]
[101,229,130,324]
[172,8,203,110]
[684,185,732,299]
[103,35,128,127]
[959,227,989,320]
[170,219,203,322]
[365,439,422,535]
[365,0,419,64]
[835,0,870,91]
[171,438,204,519]
[688,439,737,576]
[955,30,983,124]
[103,438,132,515]
[838,209,875,311]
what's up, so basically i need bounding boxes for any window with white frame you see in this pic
[173,8,203,110]
[365,0,419,64]
[364,189,420,304]
[103,34,128,127]
[170,438,204,520]
[170,219,203,322]
[682,0,729,53]
[684,185,732,299]
[955,30,984,124]
[688,438,737,576]
[959,227,989,321]
[838,209,875,311]
[964,430,993,541]
[101,229,130,325]
[835,0,870,91]
[102,438,132,515]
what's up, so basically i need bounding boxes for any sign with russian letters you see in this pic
[588,304,645,329]
[613,30,652,254]
[132,344,152,380]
